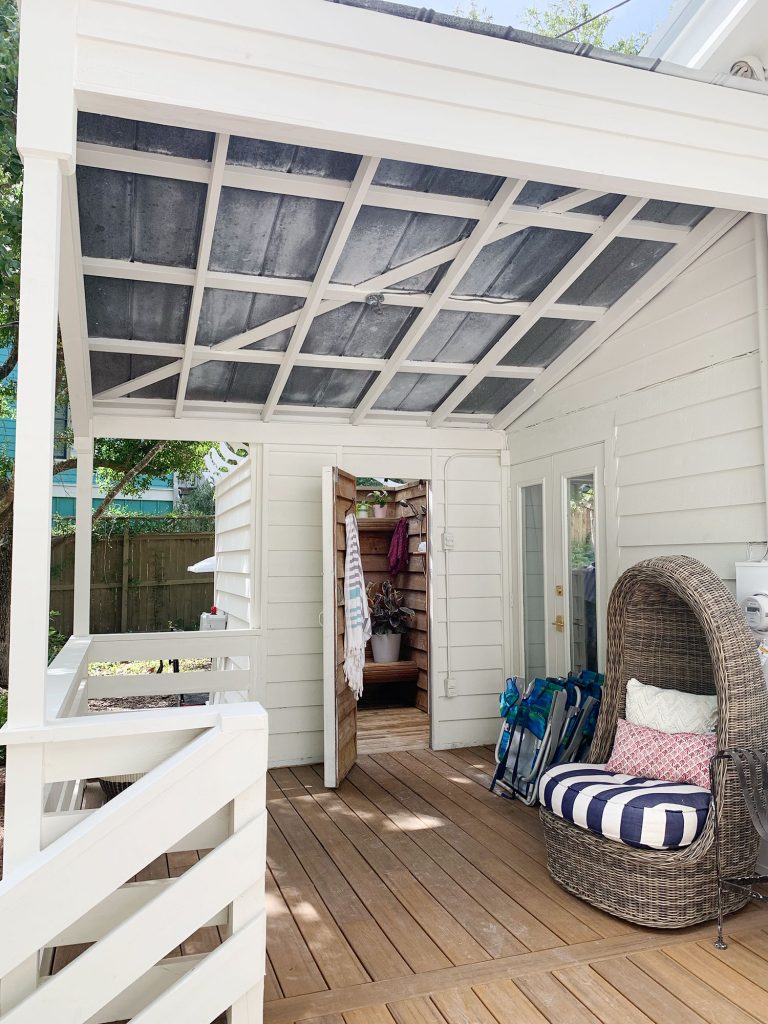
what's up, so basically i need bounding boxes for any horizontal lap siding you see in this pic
[433,452,505,749]
[510,216,762,595]
[259,445,506,766]
[266,447,336,767]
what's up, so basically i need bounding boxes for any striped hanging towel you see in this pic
[343,512,372,699]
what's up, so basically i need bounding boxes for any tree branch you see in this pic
[90,440,169,528]
[0,328,18,382]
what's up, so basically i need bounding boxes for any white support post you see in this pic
[1,155,63,1014]
[72,436,94,636]
[227,769,266,1024]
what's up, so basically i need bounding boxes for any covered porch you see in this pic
[3,0,768,1022]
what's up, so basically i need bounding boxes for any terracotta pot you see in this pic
[373,504,388,518]
[371,632,402,663]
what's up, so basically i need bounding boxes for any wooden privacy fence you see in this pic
[51,529,215,635]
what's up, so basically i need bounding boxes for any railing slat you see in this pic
[86,669,249,699]
[2,816,266,1024]
[0,723,266,977]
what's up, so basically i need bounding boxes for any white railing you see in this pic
[0,628,267,1024]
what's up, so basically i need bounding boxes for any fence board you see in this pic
[50,531,214,635]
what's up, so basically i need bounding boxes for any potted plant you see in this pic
[366,580,414,662]
[356,500,370,519]
[367,489,391,519]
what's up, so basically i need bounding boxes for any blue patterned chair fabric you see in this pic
[539,763,711,850]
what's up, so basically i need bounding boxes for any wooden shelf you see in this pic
[357,517,398,530]
[363,659,419,685]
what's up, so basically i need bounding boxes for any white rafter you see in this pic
[76,143,687,245]
[427,196,648,427]
[350,178,528,425]
[538,188,604,213]
[173,132,230,417]
[490,208,744,430]
[260,156,379,420]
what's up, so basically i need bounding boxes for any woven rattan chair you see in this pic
[540,555,768,928]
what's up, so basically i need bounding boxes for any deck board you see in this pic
[51,748,768,1024]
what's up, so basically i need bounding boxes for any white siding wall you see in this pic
[214,443,508,767]
[508,215,765,595]
[214,457,256,631]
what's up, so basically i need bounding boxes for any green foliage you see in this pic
[366,580,415,636]
[0,1,20,333]
[523,1,650,54]
[176,478,215,516]
[453,0,494,21]
[93,439,214,498]
[48,611,66,664]
[51,510,215,538]
[366,489,391,507]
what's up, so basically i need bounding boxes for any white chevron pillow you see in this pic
[626,677,717,735]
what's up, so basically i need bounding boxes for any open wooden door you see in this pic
[322,466,358,787]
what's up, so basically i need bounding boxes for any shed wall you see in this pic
[253,444,507,767]
[508,215,765,593]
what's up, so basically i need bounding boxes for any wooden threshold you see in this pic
[357,706,429,754]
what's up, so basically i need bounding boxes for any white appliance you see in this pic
[200,607,228,631]
[742,592,768,633]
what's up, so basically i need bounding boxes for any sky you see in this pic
[428,0,674,49]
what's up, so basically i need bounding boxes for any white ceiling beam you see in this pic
[259,156,380,421]
[492,208,744,430]
[350,178,528,425]
[428,195,648,427]
[76,144,688,244]
[89,336,544,382]
[173,132,230,417]
[81,256,606,321]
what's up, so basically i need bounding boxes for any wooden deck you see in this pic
[51,746,768,1023]
[265,746,768,1024]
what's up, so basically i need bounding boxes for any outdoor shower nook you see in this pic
[4,1,768,1023]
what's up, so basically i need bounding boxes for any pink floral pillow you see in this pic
[606,718,716,789]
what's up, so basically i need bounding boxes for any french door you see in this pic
[510,444,605,683]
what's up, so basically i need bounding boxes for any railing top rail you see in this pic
[88,627,260,643]
[46,635,93,722]
[1,701,267,746]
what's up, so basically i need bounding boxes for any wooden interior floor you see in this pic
[357,706,430,755]
[265,746,768,1024]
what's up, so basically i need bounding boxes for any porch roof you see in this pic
[74,110,737,434]
[42,0,767,443]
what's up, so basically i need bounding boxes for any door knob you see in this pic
[552,615,565,632]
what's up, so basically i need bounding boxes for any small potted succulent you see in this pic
[367,489,391,519]
[367,580,414,662]
[356,500,370,519]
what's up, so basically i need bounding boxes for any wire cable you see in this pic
[555,0,633,40]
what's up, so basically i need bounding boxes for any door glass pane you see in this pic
[568,474,597,673]
[521,484,546,682]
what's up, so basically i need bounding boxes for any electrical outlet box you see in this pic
[442,532,455,551]
[445,676,458,697]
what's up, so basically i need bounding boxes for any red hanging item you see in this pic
[388,516,410,576]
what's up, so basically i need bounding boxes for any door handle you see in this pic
[552,615,565,632]
[318,611,324,627]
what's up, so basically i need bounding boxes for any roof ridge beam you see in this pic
[259,155,380,420]
[350,177,528,425]
[428,194,648,427]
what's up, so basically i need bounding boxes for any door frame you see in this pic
[509,443,606,681]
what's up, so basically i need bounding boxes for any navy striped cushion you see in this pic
[539,763,710,850]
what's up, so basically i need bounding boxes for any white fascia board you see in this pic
[91,408,505,451]
[74,0,768,211]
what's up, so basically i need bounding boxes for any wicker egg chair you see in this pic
[540,555,768,928]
